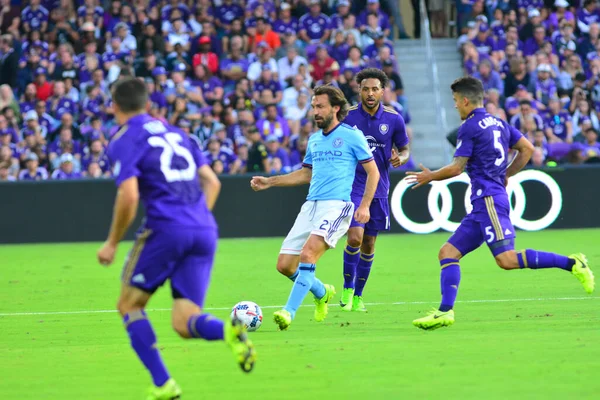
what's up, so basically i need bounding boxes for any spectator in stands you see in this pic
[474,59,504,93]
[0,159,14,181]
[511,99,545,132]
[0,34,18,88]
[545,97,573,143]
[51,153,81,180]
[247,43,278,81]
[246,127,269,173]
[278,46,308,88]
[18,152,47,181]
[257,103,290,145]
[577,0,598,35]
[504,56,531,97]
[0,0,20,38]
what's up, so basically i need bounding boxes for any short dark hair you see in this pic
[519,99,532,107]
[313,84,349,121]
[355,68,389,88]
[112,77,148,113]
[450,76,484,105]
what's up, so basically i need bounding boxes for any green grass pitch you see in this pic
[1,229,599,399]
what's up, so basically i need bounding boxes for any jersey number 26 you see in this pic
[148,133,197,182]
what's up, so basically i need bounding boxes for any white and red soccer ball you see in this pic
[231,301,263,332]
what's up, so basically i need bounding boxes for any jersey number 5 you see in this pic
[148,133,197,182]
[492,130,505,166]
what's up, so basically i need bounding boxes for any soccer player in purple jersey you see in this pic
[407,77,595,331]
[340,68,410,312]
[96,78,256,399]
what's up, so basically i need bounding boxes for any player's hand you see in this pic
[405,163,433,189]
[97,241,117,267]
[389,148,407,168]
[250,176,271,191]
[354,205,370,224]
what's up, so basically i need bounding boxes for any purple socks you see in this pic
[187,314,225,340]
[517,249,574,271]
[439,259,461,312]
[355,253,374,297]
[124,310,170,387]
[343,245,360,289]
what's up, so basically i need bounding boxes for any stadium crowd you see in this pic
[457,0,600,166]
[0,0,410,182]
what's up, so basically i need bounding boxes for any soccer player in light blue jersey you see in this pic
[251,85,380,331]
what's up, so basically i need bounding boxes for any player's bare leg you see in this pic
[341,227,364,310]
[276,252,333,311]
[117,284,181,399]
[274,235,335,329]
[413,243,462,330]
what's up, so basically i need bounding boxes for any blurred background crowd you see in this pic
[0,0,411,181]
[457,0,600,167]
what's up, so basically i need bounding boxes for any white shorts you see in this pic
[280,200,355,255]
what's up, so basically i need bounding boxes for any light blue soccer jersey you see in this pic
[302,123,374,201]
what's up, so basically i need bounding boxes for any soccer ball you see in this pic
[231,301,263,332]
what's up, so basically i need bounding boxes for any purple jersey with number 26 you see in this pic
[107,114,216,230]
[107,114,217,305]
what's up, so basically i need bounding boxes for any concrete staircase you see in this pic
[395,38,463,169]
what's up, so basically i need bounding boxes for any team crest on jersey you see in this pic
[379,124,389,135]
[333,137,344,148]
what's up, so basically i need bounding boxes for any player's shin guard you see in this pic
[123,310,170,387]
[439,259,461,312]
[517,249,574,271]
[343,245,360,289]
[187,314,225,340]
[354,252,374,296]
[288,269,326,299]
[283,263,316,319]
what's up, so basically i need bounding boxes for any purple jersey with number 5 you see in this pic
[455,108,523,204]
[107,114,216,230]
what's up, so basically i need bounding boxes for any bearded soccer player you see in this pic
[340,68,410,312]
[407,76,594,330]
[97,77,255,399]
[251,85,379,330]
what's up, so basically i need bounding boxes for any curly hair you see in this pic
[355,68,389,89]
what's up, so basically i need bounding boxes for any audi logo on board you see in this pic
[390,170,563,234]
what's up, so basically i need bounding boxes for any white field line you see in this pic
[0,296,597,317]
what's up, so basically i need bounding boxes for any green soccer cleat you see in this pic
[570,253,595,294]
[314,284,336,322]
[339,288,354,311]
[273,309,292,331]
[351,295,367,312]
[146,378,181,400]
[412,309,455,331]
[225,316,256,373]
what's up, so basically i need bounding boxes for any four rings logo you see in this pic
[390,170,563,234]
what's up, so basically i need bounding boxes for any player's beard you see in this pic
[315,112,334,130]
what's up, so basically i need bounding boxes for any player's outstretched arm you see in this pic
[506,137,534,182]
[405,157,468,189]
[355,160,380,223]
[98,177,140,266]
[198,164,221,211]
[250,167,312,191]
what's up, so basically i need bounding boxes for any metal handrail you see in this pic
[419,0,452,164]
